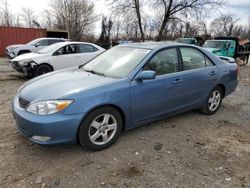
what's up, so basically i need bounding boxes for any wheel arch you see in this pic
[216,84,226,98]
[35,63,54,71]
[76,104,127,143]
[18,50,31,55]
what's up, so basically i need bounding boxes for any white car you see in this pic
[11,42,105,77]
[5,38,68,59]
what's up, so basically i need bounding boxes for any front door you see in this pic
[52,44,79,70]
[130,48,184,123]
[77,44,102,64]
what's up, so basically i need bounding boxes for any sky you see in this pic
[4,0,250,33]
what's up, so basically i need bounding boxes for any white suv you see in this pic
[5,38,68,59]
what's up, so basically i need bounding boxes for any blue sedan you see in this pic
[12,42,238,151]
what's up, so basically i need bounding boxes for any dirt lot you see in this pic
[0,58,250,188]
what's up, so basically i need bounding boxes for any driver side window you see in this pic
[55,44,77,55]
[143,48,178,76]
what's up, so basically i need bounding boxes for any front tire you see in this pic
[34,64,53,76]
[200,86,223,115]
[78,107,123,151]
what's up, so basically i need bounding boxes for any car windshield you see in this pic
[26,38,42,45]
[177,38,191,44]
[203,41,226,49]
[82,46,151,78]
[37,42,65,54]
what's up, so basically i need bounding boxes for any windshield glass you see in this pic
[82,46,151,78]
[27,38,42,45]
[176,38,190,44]
[37,42,65,54]
[176,38,196,44]
[203,41,226,49]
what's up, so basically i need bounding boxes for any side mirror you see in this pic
[35,43,41,47]
[53,51,62,56]
[136,70,156,80]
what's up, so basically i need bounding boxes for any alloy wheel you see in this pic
[88,113,117,145]
[208,90,221,111]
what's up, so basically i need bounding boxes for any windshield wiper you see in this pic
[83,68,106,77]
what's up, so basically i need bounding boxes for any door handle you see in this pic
[173,78,183,84]
[210,71,217,76]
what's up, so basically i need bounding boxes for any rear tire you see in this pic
[78,106,122,151]
[200,86,223,115]
[34,64,53,76]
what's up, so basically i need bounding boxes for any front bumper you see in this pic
[12,95,84,145]
[11,61,37,76]
[12,61,24,73]
[225,80,238,97]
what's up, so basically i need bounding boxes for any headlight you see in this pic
[20,59,33,66]
[26,100,73,115]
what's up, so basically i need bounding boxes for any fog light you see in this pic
[31,136,51,142]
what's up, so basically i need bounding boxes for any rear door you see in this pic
[77,44,102,64]
[177,47,219,107]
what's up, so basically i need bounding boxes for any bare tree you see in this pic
[110,0,145,41]
[97,16,113,49]
[49,0,96,40]
[40,10,54,29]
[0,0,14,26]
[154,0,224,41]
[210,15,240,37]
[14,13,22,27]
[198,21,208,35]
[109,15,123,40]
[21,7,37,28]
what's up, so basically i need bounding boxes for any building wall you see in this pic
[0,26,46,56]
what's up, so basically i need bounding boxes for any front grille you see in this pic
[19,97,30,109]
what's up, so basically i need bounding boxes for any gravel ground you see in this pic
[0,58,250,188]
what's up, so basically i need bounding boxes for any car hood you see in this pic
[6,44,24,48]
[6,44,24,50]
[12,52,45,62]
[18,68,117,102]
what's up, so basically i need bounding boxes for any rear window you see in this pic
[180,48,206,70]
[78,44,98,53]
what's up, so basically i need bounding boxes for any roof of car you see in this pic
[119,41,196,50]
[36,37,68,40]
[205,40,235,42]
[63,41,94,44]
[44,41,102,50]
[49,41,97,46]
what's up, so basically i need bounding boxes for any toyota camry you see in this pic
[12,42,238,151]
